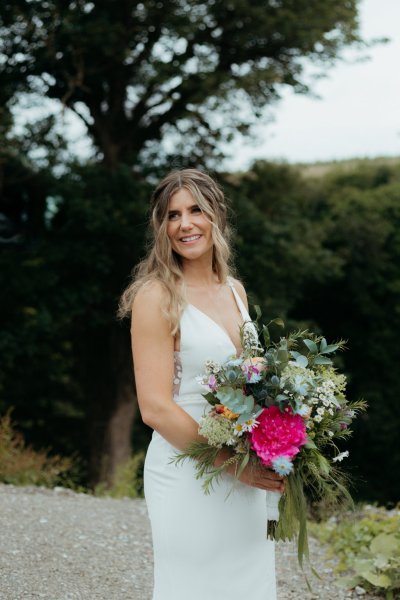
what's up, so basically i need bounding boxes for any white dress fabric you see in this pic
[144,279,276,600]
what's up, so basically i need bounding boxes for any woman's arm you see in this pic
[131,281,284,492]
[131,281,203,451]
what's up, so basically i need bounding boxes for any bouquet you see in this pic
[173,310,367,568]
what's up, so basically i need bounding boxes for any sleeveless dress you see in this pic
[144,279,277,600]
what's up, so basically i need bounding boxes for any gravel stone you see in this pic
[0,484,380,600]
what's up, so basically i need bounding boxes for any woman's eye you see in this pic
[192,206,201,213]
[168,213,179,220]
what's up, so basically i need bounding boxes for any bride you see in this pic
[119,168,283,599]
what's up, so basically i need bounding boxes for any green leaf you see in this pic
[254,305,262,321]
[320,338,328,352]
[370,533,400,557]
[303,339,318,354]
[295,354,308,368]
[321,344,339,354]
[236,452,250,480]
[314,356,332,365]
[277,348,289,364]
[335,575,361,589]
[304,439,317,449]
[361,571,392,588]
[202,392,218,406]
[271,318,285,328]
[262,325,270,347]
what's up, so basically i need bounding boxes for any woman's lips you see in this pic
[179,234,202,244]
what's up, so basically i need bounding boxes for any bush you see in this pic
[94,452,145,499]
[311,505,400,598]
[0,409,73,487]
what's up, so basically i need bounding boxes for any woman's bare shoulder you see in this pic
[131,280,168,327]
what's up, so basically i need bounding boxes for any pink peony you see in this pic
[249,405,307,467]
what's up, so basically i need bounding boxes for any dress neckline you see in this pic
[185,278,247,357]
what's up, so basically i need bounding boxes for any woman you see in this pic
[119,168,283,599]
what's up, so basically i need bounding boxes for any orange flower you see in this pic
[223,406,239,420]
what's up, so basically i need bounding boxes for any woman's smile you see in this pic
[179,234,202,245]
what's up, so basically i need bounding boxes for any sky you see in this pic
[221,0,400,169]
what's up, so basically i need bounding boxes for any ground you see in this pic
[0,484,379,600]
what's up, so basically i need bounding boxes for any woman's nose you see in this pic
[180,212,193,229]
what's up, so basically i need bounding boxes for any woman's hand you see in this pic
[238,463,285,493]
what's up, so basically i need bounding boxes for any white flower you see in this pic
[314,414,323,423]
[233,423,245,436]
[332,450,349,463]
[204,359,222,374]
[243,417,259,432]
[317,407,325,415]
[328,431,334,438]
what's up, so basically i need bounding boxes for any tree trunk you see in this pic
[87,323,137,487]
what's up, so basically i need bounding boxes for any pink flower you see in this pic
[249,405,307,467]
[241,357,266,383]
[207,374,218,392]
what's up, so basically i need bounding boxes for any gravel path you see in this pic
[0,484,379,600]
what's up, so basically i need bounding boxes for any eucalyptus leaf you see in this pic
[303,339,318,354]
[320,338,328,352]
[237,411,255,424]
[295,354,308,368]
[321,344,339,354]
[314,356,332,365]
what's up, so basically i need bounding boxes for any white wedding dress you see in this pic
[144,279,276,600]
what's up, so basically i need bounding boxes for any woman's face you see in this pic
[166,187,214,261]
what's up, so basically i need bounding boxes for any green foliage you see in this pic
[226,159,400,503]
[94,452,145,499]
[312,507,400,598]
[0,410,73,487]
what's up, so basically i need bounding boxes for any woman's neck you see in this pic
[181,254,219,288]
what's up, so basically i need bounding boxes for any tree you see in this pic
[1,0,363,168]
[291,163,400,502]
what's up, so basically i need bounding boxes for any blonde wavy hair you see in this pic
[117,168,235,334]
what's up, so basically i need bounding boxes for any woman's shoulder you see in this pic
[132,279,168,317]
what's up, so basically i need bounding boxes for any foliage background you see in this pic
[0,1,398,503]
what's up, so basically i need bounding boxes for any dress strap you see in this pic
[227,277,249,320]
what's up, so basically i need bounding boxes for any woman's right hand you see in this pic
[238,463,285,493]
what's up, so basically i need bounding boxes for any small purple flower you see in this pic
[243,365,262,383]
[339,422,348,430]
[207,374,218,392]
